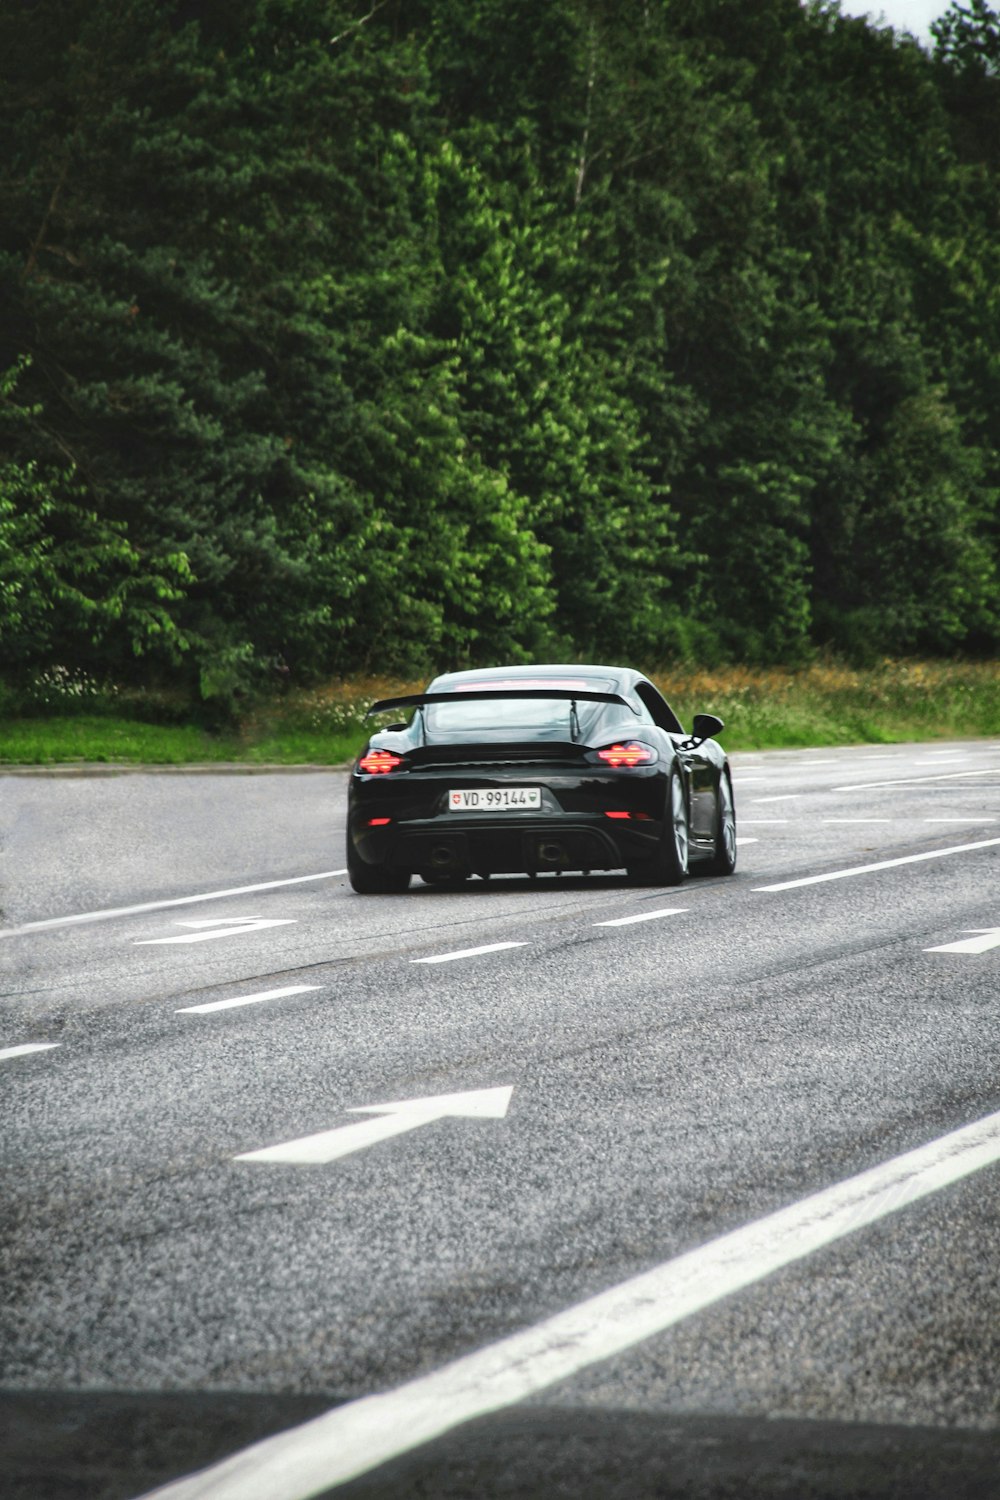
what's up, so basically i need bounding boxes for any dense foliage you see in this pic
[2,0,998,708]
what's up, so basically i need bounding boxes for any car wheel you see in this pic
[347,839,411,894]
[628,767,689,886]
[706,769,737,876]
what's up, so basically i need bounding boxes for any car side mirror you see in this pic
[690,713,724,745]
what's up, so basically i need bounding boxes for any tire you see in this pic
[705,768,737,876]
[347,838,411,894]
[628,766,689,886]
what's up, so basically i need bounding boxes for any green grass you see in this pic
[0,716,245,765]
[1,660,997,766]
[657,659,1000,751]
[0,715,365,766]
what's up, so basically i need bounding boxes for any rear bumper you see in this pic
[351,813,662,876]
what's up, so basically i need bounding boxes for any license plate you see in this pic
[448,787,541,812]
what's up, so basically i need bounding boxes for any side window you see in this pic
[635,681,683,734]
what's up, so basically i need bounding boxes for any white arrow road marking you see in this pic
[234,1085,514,1165]
[411,942,526,965]
[925,928,1000,955]
[0,1042,60,1062]
[134,917,296,945]
[178,985,320,1015]
[139,1106,1000,1500]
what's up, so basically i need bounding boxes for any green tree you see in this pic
[0,361,191,677]
[3,0,998,696]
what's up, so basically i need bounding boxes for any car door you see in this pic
[635,679,715,843]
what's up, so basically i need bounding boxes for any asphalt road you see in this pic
[2,740,999,1499]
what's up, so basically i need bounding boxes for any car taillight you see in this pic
[596,741,656,768]
[358,748,404,774]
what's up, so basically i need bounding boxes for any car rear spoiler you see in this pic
[367,689,633,716]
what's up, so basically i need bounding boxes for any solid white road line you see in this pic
[752,794,801,803]
[0,871,348,939]
[833,768,1000,791]
[736,837,758,845]
[737,819,789,824]
[138,1107,1000,1500]
[0,1042,60,1062]
[411,941,527,965]
[593,907,687,928]
[754,837,1000,892]
[177,985,320,1015]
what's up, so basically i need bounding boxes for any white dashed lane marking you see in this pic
[177,985,320,1015]
[925,817,997,824]
[0,1042,60,1062]
[593,907,687,928]
[925,929,1000,955]
[411,942,527,965]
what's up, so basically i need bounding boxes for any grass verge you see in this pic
[659,659,1000,751]
[0,660,997,766]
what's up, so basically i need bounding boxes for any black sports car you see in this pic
[346,664,736,893]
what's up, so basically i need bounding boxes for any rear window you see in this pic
[425,678,616,736]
